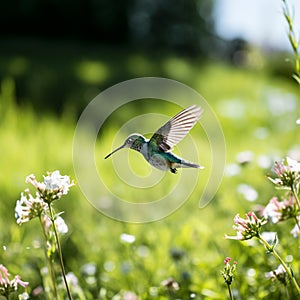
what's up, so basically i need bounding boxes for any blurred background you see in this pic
[0,0,299,114]
[0,0,300,299]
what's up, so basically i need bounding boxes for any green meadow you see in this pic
[0,39,299,299]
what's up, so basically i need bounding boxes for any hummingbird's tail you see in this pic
[169,159,204,174]
[180,159,204,169]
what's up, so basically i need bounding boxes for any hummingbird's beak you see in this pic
[104,144,125,159]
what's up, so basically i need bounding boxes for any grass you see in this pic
[0,40,299,299]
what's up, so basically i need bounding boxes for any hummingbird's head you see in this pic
[123,133,145,149]
[104,133,146,159]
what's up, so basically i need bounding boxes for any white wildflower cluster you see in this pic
[15,171,74,235]
[26,170,74,204]
[15,189,48,225]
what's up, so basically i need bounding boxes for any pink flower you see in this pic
[222,257,238,285]
[11,275,29,290]
[26,174,46,191]
[268,157,300,189]
[263,196,295,223]
[161,277,180,291]
[0,264,10,286]
[0,265,28,296]
[123,291,139,300]
[225,212,267,241]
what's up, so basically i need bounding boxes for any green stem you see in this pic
[226,282,234,300]
[291,185,300,211]
[258,234,300,294]
[285,285,291,300]
[39,215,58,300]
[282,0,300,82]
[294,215,300,231]
[48,204,73,300]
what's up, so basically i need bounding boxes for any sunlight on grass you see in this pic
[126,54,155,76]
[75,60,109,84]
[163,56,194,81]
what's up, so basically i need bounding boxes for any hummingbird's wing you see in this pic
[149,105,203,152]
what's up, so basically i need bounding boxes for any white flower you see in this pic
[120,233,136,244]
[265,264,286,280]
[18,292,30,300]
[26,171,74,203]
[15,193,31,224]
[261,231,277,244]
[286,157,300,173]
[237,184,258,202]
[290,216,300,238]
[236,150,254,165]
[81,263,97,276]
[66,272,78,286]
[55,216,69,234]
[225,163,241,177]
[43,215,68,235]
[15,191,47,225]
[43,170,74,195]
[26,170,74,203]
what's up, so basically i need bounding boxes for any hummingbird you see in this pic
[105,105,204,174]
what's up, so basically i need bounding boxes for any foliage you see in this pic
[0,0,215,55]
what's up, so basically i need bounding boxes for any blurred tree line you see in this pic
[0,0,226,114]
[0,0,216,56]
